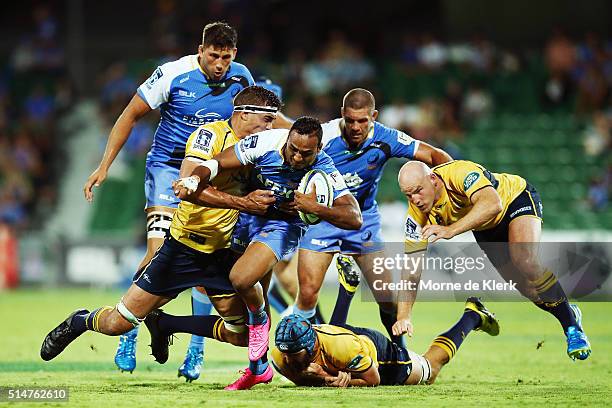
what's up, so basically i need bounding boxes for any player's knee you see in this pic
[230,273,252,293]
[297,285,319,309]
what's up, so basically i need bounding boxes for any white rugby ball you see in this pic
[297,169,333,225]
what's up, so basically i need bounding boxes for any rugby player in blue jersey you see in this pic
[82,22,254,379]
[170,117,362,389]
[293,89,452,346]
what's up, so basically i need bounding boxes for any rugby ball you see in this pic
[297,170,334,225]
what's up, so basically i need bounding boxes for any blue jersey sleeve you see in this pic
[377,123,420,159]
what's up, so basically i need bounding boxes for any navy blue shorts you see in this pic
[340,324,412,385]
[473,182,543,267]
[133,235,237,299]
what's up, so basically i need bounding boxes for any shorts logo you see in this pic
[145,67,163,89]
[311,239,328,247]
[193,128,214,153]
[510,205,532,218]
[463,171,480,191]
[142,273,151,283]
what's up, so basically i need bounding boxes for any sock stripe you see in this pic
[92,307,113,332]
[432,336,457,359]
[533,270,557,293]
[436,336,457,354]
[212,317,224,341]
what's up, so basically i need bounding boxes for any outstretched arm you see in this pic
[173,146,245,200]
[84,94,151,202]
[413,141,453,167]
[421,186,502,242]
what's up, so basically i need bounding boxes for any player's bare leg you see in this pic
[274,256,298,299]
[508,216,590,360]
[114,206,172,372]
[295,249,334,320]
[226,242,278,390]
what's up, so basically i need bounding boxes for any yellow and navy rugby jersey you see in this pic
[405,160,526,252]
[169,120,249,253]
[271,324,377,375]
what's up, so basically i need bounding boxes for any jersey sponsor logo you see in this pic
[182,110,223,126]
[463,171,481,191]
[342,172,363,189]
[310,238,329,247]
[193,128,214,153]
[397,131,414,146]
[405,217,420,240]
[256,173,293,199]
[158,193,175,202]
[145,67,163,89]
[179,75,190,84]
[347,355,364,370]
[244,135,259,149]
[179,90,196,98]
[510,205,532,218]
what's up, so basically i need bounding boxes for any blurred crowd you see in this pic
[1,1,611,232]
[0,5,74,232]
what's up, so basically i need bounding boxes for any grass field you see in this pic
[1,288,610,407]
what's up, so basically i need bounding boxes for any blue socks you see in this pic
[248,303,268,326]
[249,355,269,375]
[190,288,212,350]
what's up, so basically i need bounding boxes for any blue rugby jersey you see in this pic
[320,118,420,211]
[137,54,254,168]
[233,129,349,220]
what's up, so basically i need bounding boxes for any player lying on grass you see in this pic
[271,297,499,387]
[398,160,591,361]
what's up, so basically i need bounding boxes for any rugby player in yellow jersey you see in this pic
[397,160,591,361]
[271,297,499,387]
[40,86,285,390]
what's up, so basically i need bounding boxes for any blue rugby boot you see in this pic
[567,304,591,361]
[177,346,204,382]
[114,327,138,373]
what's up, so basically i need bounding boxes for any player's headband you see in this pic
[234,104,279,115]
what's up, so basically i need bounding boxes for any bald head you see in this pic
[342,88,375,111]
[399,161,432,189]
[398,161,438,213]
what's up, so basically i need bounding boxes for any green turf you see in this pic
[1,288,610,407]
